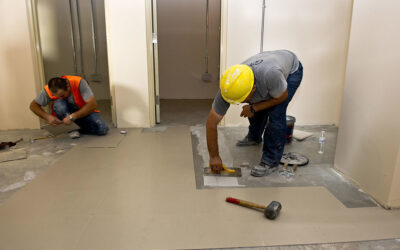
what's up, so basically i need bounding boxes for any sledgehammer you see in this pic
[226,197,282,220]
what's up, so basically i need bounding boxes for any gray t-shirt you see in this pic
[212,50,299,116]
[35,79,94,109]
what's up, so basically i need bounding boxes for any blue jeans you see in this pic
[53,99,109,135]
[247,62,303,167]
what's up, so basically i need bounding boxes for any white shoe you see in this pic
[68,131,80,139]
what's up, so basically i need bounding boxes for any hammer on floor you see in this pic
[226,197,282,220]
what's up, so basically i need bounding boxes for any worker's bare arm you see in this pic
[240,90,288,118]
[63,96,98,124]
[30,100,61,126]
[206,109,224,172]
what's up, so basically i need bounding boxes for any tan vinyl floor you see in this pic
[0,127,400,250]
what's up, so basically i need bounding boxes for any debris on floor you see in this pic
[0,171,36,193]
[0,148,27,163]
[279,162,298,178]
[293,129,313,141]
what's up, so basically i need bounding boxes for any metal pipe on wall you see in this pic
[90,0,98,75]
[75,0,85,77]
[68,0,78,74]
[202,0,212,82]
[260,0,266,53]
[89,0,103,82]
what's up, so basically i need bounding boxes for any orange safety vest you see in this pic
[44,75,99,116]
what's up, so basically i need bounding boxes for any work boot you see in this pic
[251,162,278,177]
[68,130,80,139]
[236,135,261,147]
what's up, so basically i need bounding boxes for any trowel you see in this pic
[203,163,242,177]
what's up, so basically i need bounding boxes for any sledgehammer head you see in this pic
[264,201,282,220]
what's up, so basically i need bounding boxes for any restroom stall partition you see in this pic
[155,0,221,123]
[36,0,111,103]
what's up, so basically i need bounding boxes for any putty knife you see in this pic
[203,164,242,177]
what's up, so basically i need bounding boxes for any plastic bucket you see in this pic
[286,115,296,143]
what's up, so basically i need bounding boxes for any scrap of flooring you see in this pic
[293,129,313,141]
[80,128,126,148]
[41,123,80,136]
[0,127,400,250]
[0,148,27,163]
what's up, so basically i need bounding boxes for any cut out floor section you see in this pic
[80,128,126,148]
[1,127,399,250]
[191,125,377,208]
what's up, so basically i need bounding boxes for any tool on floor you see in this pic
[0,138,23,150]
[226,197,282,220]
[203,163,242,177]
[279,162,298,177]
[29,135,53,143]
[279,152,309,166]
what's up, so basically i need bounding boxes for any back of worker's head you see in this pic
[220,65,254,104]
[48,77,68,94]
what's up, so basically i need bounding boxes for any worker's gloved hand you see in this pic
[209,156,224,173]
[240,105,254,118]
[46,115,62,126]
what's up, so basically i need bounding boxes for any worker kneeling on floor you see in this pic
[206,50,303,177]
[30,75,109,138]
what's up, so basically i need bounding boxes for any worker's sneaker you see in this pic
[236,135,261,147]
[68,130,80,139]
[251,163,278,177]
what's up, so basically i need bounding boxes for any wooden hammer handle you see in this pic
[226,197,266,210]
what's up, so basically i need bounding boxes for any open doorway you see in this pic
[33,0,113,126]
[155,0,221,126]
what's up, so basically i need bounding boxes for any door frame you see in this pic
[25,0,117,127]
[145,0,228,126]
[145,0,157,126]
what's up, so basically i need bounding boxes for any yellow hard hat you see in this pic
[220,64,254,104]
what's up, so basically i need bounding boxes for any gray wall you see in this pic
[37,0,110,100]
[157,0,221,99]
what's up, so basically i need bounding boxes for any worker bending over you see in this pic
[30,75,109,138]
[206,50,303,177]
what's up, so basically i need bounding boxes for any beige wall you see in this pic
[224,0,353,126]
[335,0,400,208]
[0,0,40,130]
[104,0,151,127]
[157,0,220,99]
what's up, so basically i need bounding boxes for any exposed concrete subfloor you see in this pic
[191,125,376,208]
[0,99,113,204]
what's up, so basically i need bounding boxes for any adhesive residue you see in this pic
[0,171,36,192]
